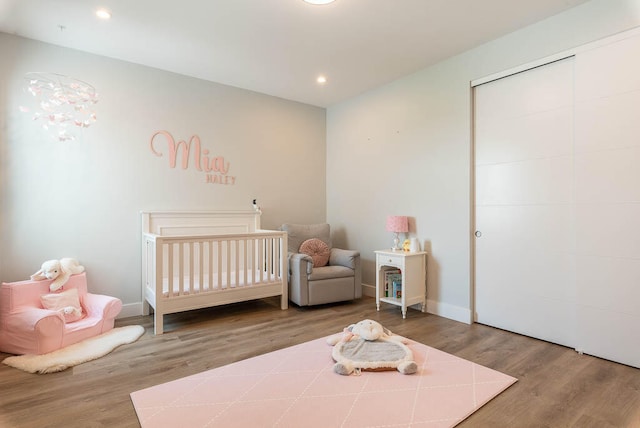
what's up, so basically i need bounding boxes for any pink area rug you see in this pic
[131,337,516,427]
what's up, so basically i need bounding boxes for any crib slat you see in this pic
[217,240,222,289]
[226,239,231,287]
[208,240,213,291]
[234,239,239,287]
[243,238,248,286]
[268,237,273,279]
[273,237,278,279]
[266,238,271,281]
[278,236,284,278]
[251,238,255,284]
[229,239,232,286]
[244,238,254,285]
[168,242,174,298]
[179,243,184,295]
[259,238,264,283]
[198,241,203,293]
[188,241,194,294]
[262,238,267,282]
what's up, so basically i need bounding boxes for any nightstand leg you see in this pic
[402,307,407,319]
[376,302,380,311]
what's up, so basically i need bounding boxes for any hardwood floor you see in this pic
[1,296,639,427]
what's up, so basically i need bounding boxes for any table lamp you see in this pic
[385,215,408,251]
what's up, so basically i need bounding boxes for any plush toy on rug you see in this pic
[31,258,85,292]
[326,319,418,376]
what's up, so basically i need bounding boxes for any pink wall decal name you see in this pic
[150,130,236,185]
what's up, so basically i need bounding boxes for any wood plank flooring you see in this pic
[1,296,639,427]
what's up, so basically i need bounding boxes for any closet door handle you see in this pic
[475,230,482,238]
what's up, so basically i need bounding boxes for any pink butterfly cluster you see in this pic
[19,72,99,141]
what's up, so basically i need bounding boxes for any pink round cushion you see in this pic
[299,238,331,268]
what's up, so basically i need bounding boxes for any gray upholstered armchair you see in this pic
[281,223,362,306]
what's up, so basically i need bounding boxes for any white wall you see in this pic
[327,0,640,323]
[0,34,326,316]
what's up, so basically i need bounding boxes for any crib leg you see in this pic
[154,312,164,335]
[280,294,288,310]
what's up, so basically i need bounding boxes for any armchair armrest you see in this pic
[287,252,313,306]
[6,307,64,336]
[330,248,360,269]
[82,293,122,320]
[288,252,314,275]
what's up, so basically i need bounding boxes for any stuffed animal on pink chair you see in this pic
[0,272,122,355]
[31,258,85,291]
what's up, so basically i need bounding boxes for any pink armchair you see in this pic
[0,273,122,355]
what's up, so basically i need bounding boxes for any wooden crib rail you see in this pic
[144,231,287,297]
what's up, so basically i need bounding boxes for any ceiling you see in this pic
[0,0,591,107]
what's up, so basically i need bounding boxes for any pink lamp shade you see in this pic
[385,216,409,233]
[386,215,409,251]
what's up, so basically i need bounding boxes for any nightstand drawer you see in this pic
[378,253,403,267]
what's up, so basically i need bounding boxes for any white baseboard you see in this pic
[362,283,376,297]
[117,302,143,319]
[362,283,472,325]
[425,299,472,325]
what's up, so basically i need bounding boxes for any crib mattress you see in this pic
[155,271,278,297]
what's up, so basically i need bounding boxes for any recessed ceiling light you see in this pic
[96,9,111,20]
[317,75,327,84]
[303,0,336,5]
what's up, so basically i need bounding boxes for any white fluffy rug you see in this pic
[2,325,145,374]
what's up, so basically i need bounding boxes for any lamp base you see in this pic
[392,234,401,251]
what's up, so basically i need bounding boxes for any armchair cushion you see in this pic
[282,223,331,252]
[40,288,84,323]
[299,238,331,267]
[308,265,355,281]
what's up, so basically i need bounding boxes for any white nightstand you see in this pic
[375,249,427,318]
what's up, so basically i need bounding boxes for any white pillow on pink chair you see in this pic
[40,288,84,323]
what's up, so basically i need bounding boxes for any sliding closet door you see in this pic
[474,58,576,347]
[574,34,640,368]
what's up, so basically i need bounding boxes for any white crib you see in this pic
[141,211,288,334]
